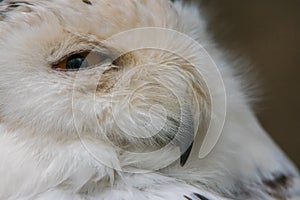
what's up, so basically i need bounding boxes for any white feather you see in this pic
[0,0,298,199]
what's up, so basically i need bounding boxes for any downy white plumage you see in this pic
[0,0,299,199]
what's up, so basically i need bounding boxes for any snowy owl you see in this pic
[0,0,299,199]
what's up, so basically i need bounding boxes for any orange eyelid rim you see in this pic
[53,51,104,70]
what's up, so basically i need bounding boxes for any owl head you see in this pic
[0,0,216,170]
[0,1,299,199]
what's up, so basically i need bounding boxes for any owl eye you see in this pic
[53,52,108,71]
[66,54,88,70]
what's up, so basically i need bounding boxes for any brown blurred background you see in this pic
[193,0,300,167]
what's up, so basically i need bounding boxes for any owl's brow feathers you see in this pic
[0,0,92,20]
[0,1,34,20]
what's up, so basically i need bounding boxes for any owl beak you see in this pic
[172,110,195,167]
[180,141,194,166]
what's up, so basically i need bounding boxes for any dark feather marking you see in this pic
[263,174,294,199]
[264,174,291,190]
[8,1,33,6]
[8,4,19,8]
[183,195,193,200]
[82,0,92,5]
[194,193,210,200]
[0,1,33,13]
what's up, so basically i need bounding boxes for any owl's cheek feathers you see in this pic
[87,65,208,167]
